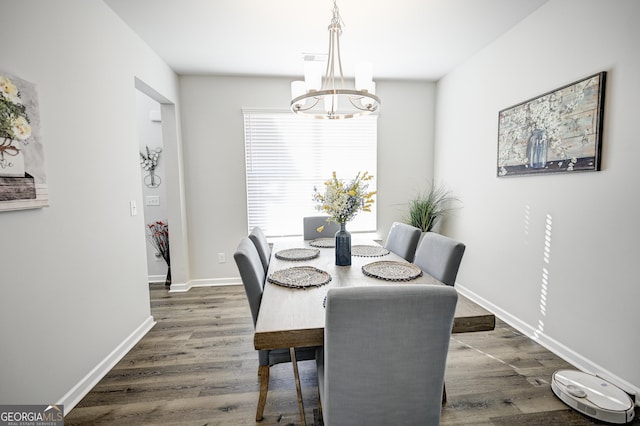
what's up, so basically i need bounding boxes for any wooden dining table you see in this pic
[255,239,495,350]
[254,238,495,424]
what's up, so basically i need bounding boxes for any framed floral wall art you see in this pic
[497,72,606,177]
[0,71,48,211]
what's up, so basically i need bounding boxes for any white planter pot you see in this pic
[0,145,26,177]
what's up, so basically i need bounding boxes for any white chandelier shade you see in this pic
[290,0,380,119]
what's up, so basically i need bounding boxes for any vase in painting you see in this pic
[0,139,26,177]
[527,129,548,169]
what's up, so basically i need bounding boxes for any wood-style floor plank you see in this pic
[64,284,639,425]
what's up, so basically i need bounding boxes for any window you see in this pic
[243,109,377,237]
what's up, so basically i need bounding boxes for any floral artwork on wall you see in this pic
[0,71,48,211]
[140,145,162,188]
[497,72,606,177]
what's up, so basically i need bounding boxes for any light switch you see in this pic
[146,195,160,206]
[130,200,137,216]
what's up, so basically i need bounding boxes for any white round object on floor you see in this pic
[551,369,635,424]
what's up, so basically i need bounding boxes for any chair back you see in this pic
[320,285,458,425]
[384,222,421,261]
[234,237,266,326]
[248,226,271,273]
[414,232,466,286]
[303,216,340,240]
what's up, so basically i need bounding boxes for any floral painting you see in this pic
[497,72,606,177]
[0,71,48,211]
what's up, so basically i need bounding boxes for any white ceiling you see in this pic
[104,0,547,80]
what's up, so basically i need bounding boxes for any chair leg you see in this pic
[256,365,269,421]
[290,348,306,426]
[442,382,447,405]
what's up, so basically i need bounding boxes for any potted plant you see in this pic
[404,182,459,233]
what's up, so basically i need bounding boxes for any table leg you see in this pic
[290,347,306,426]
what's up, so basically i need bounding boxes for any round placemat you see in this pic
[352,245,390,257]
[268,266,332,289]
[309,238,335,248]
[275,248,320,261]
[362,261,423,282]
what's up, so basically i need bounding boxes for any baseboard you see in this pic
[168,277,242,292]
[456,284,639,405]
[59,315,156,413]
[147,274,166,284]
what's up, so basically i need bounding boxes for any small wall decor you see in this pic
[0,71,48,211]
[497,72,606,177]
[140,145,162,188]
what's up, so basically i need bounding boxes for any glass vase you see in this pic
[335,222,351,266]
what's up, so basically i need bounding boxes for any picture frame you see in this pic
[497,72,606,177]
[0,71,48,211]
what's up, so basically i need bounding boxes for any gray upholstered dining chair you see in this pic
[248,226,271,273]
[383,222,422,261]
[303,216,340,240]
[233,238,316,421]
[413,231,466,286]
[316,285,458,425]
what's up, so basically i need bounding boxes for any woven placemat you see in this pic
[309,238,335,248]
[352,245,390,257]
[268,266,332,289]
[275,248,320,261]
[362,261,423,282]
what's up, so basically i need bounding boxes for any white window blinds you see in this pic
[243,109,377,237]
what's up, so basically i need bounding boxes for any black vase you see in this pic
[335,222,351,266]
[165,265,171,287]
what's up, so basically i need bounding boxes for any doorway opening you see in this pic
[135,90,169,284]
[134,77,188,293]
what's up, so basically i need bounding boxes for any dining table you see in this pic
[253,238,495,424]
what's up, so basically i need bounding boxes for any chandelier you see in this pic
[290,0,380,119]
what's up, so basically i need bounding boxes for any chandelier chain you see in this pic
[330,0,344,34]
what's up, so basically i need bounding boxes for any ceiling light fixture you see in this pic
[290,0,380,119]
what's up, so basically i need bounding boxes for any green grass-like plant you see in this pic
[405,183,460,232]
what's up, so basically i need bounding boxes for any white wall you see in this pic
[178,76,435,282]
[0,0,180,408]
[435,0,640,394]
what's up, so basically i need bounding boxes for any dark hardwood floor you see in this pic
[65,284,638,425]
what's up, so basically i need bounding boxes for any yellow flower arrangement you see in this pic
[313,171,376,227]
